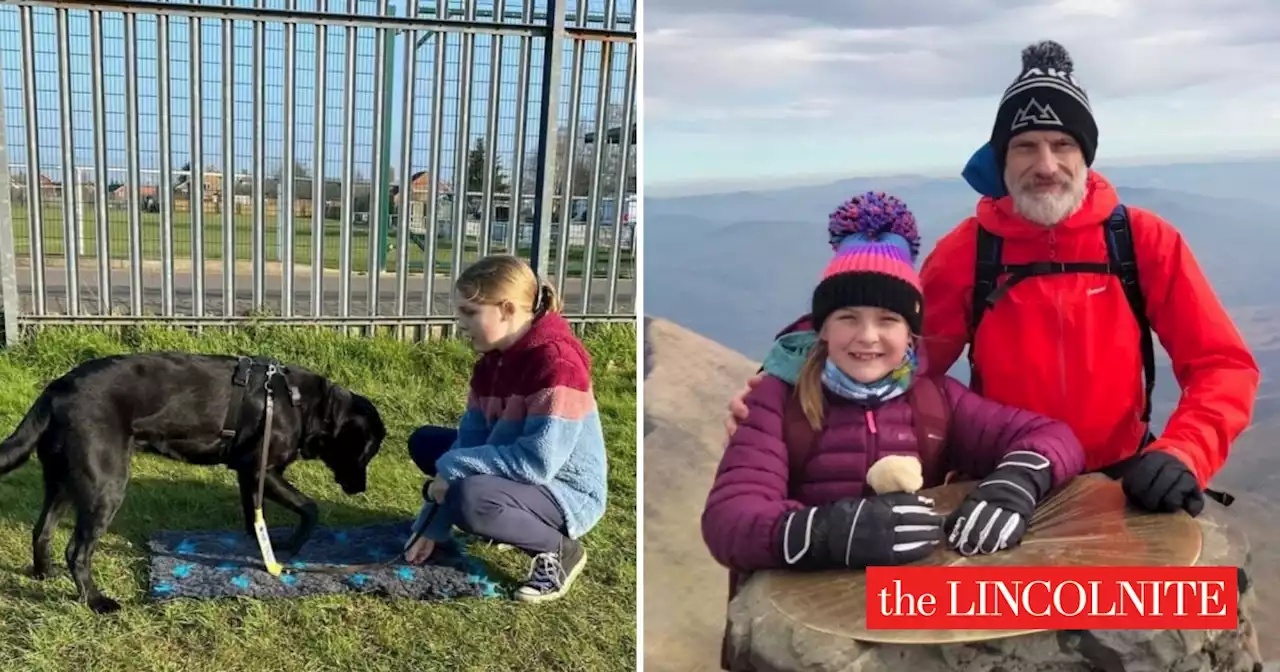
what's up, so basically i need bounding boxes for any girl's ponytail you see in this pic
[535,280,563,315]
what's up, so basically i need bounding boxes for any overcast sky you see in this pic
[644,0,1280,192]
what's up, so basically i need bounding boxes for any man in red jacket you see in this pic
[726,40,1261,519]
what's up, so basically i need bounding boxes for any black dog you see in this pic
[0,352,385,614]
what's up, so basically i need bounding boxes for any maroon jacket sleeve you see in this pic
[701,375,805,572]
[939,376,1086,490]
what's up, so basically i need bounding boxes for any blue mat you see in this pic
[146,522,503,602]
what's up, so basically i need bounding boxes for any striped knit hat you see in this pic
[811,192,923,333]
[990,40,1097,172]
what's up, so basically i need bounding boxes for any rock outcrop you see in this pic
[643,317,760,672]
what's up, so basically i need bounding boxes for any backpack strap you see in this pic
[972,228,1115,318]
[969,227,1003,394]
[970,227,1003,339]
[908,377,952,489]
[1101,204,1156,424]
[782,390,820,496]
[1103,209,1232,506]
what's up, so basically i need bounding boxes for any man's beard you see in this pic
[1008,169,1088,226]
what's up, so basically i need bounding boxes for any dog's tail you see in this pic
[0,390,51,475]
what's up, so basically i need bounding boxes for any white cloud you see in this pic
[644,0,1280,126]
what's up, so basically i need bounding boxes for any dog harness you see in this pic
[219,356,301,453]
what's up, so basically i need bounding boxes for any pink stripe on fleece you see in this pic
[475,387,597,423]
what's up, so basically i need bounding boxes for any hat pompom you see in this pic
[828,191,921,261]
[1021,40,1073,73]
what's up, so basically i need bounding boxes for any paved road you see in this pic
[12,261,635,319]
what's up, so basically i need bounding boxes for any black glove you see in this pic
[1121,450,1204,517]
[778,492,944,569]
[946,450,1052,555]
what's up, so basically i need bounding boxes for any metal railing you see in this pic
[0,0,637,344]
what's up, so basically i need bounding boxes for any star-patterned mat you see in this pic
[146,521,503,602]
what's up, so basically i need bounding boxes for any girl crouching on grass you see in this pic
[403,254,608,603]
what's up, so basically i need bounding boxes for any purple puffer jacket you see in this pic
[701,373,1086,572]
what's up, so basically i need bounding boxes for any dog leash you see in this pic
[251,366,284,576]
[249,363,434,576]
[277,533,428,575]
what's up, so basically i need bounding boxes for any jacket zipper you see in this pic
[1048,228,1069,412]
[865,407,879,495]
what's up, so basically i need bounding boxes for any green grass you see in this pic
[0,321,637,671]
[9,204,636,279]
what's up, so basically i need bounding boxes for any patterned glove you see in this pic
[946,450,1052,555]
[1121,450,1204,517]
[778,492,944,569]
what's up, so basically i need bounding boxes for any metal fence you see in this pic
[0,0,637,344]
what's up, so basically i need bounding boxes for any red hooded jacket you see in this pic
[919,171,1259,487]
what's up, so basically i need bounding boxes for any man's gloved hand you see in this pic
[1121,450,1204,517]
[778,492,944,569]
[946,450,1052,555]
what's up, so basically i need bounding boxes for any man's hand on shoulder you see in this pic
[724,373,765,440]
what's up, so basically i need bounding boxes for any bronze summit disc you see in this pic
[757,474,1204,645]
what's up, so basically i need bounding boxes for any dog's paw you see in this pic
[88,595,122,615]
[29,564,52,581]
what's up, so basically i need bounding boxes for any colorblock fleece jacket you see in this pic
[411,312,609,542]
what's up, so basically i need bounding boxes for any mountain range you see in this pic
[645,160,1280,362]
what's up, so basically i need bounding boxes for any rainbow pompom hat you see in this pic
[811,191,924,333]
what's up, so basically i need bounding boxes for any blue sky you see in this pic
[0,0,634,189]
[644,0,1280,195]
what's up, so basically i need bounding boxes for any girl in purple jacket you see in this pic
[702,192,1087,574]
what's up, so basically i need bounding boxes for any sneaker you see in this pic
[514,538,587,603]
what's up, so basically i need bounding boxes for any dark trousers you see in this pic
[408,425,569,556]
